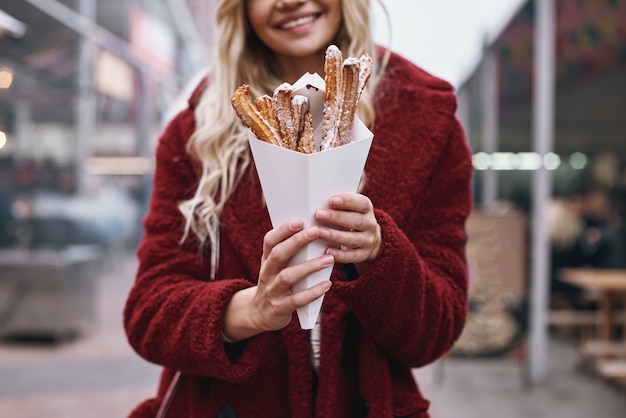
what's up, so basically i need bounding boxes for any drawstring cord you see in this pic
[156,371,182,418]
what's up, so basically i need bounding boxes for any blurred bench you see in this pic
[548,309,601,340]
[0,245,101,342]
[595,359,626,386]
[580,340,626,358]
[548,309,626,341]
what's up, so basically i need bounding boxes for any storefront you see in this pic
[0,0,209,249]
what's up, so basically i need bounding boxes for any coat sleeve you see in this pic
[332,90,473,369]
[123,109,268,382]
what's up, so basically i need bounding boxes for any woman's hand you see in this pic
[315,194,382,274]
[224,219,333,341]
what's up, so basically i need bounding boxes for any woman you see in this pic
[124,0,473,417]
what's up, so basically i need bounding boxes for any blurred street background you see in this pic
[1,0,626,416]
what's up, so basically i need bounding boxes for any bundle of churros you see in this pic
[230,45,373,154]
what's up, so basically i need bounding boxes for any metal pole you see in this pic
[134,72,153,246]
[480,43,499,211]
[456,88,470,141]
[24,0,119,53]
[74,0,96,194]
[14,69,33,156]
[527,0,556,386]
[163,0,209,72]
[14,99,32,158]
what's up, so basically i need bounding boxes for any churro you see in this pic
[230,45,373,154]
[291,94,309,148]
[254,94,279,138]
[321,46,373,150]
[272,83,296,150]
[357,54,374,98]
[230,84,281,146]
[297,111,315,154]
[334,58,361,148]
[321,45,344,151]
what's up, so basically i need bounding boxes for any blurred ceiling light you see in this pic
[569,152,588,170]
[0,9,27,39]
[472,152,491,170]
[492,152,520,170]
[543,153,561,170]
[472,152,566,171]
[517,153,543,170]
[0,131,6,149]
[0,68,13,89]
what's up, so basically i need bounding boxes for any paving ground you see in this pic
[0,253,160,418]
[0,253,624,417]
[418,342,626,418]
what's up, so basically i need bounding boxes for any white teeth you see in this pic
[281,15,315,30]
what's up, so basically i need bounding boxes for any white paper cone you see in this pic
[248,73,374,329]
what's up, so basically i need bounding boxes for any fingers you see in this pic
[263,218,323,263]
[259,220,328,305]
[263,219,303,257]
[263,222,320,265]
[256,193,380,332]
[315,194,376,227]
[329,194,372,214]
[314,194,382,266]
[271,254,334,290]
[290,279,332,308]
[253,254,334,332]
[254,218,340,332]
[322,224,381,265]
[315,194,374,230]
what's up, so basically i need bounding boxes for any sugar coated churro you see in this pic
[321,45,344,151]
[254,94,279,138]
[297,111,315,154]
[230,84,281,146]
[230,45,373,154]
[272,83,296,150]
[334,58,361,148]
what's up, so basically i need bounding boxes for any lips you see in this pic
[277,13,320,30]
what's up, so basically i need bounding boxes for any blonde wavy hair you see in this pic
[179,0,390,271]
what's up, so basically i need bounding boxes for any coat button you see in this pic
[357,396,369,417]
[217,405,237,418]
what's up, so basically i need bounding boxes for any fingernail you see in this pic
[330,196,342,206]
[290,219,303,230]
[320,281,332,291]
[321,255,334,266]
[305,226,319,238]
[318,228,331,240]
[316,209,329,221]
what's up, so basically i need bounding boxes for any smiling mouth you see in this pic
[279,14,319,30]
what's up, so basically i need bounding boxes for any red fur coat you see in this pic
[124,51,473,418]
